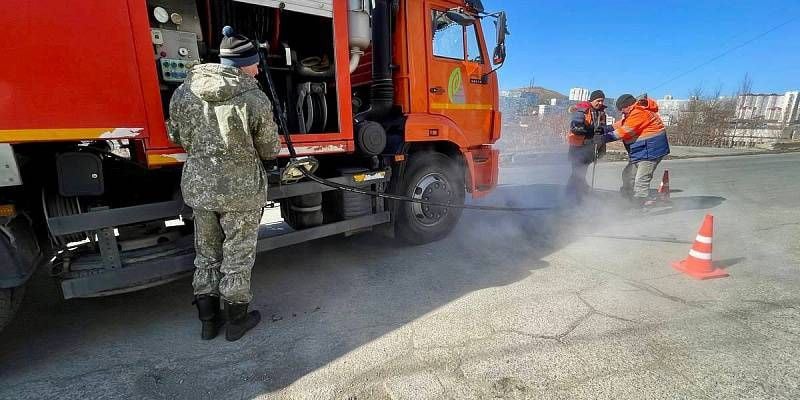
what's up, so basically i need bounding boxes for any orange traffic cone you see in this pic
[672,214,729,280]
[658,170,670,202]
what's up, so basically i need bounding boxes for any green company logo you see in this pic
[447,68,465,104]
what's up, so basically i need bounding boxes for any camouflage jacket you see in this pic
[168,64,280,211]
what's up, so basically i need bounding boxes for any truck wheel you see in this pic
[396,152,465,245]
[0,286,25,332]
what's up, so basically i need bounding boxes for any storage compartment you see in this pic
[56,152,104,197]
[147,0,341,134]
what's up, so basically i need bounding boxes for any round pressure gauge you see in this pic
[153,7,169,24]
[170,12,183,25]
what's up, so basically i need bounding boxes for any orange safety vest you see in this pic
[609,98,670,162]
[568,102,606,147]
[611,98,665,143]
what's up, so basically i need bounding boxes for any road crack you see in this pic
[755,222,800,231]
[576,293,638,324]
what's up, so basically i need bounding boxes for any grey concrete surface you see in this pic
[1,153,799,400]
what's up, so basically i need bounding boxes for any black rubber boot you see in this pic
[194,295,224,340]
[224,302,261,342]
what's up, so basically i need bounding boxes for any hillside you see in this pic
[528,86,568,102]
[507,86,568,105]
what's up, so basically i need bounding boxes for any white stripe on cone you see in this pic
[695,235,712,244]
[689,249,712,260]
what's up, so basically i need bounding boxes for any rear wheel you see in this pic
[0,286,25,332]
[395,152,465,245]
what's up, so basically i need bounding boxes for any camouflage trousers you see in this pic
[192,208,262,303]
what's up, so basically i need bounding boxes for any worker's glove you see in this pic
[571,122,590,136]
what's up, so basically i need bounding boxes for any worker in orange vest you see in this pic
[565,90,608,202]
[602,94,670,207]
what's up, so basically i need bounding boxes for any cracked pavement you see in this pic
[1,153,799,399]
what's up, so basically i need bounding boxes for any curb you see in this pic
[500,148,800,166]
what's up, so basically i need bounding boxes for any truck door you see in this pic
[426,3,495,144]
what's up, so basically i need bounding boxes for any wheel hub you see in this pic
[411,173,453,227]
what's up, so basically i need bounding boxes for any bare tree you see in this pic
[728,73,755,146]
[669,85,736,147]
[738,73,753,96]
[497,112,570,152]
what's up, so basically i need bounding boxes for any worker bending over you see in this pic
[168,26,281,341]
[603,94,670,208]
[566,90,608,202]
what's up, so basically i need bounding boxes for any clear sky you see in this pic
[482,0,799,99]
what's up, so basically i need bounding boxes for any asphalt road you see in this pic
[1,153,799,400]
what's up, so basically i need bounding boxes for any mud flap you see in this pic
[464,146,499,198]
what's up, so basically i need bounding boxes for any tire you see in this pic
[395,152,465,245]
[0,286,25,333]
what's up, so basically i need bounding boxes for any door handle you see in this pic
[430,86,444,94]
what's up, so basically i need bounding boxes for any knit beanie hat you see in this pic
[616,94,636,110]
[219,26,260,68]
[589,90,605,102]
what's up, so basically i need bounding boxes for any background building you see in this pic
[569,87,589,102]
[736,92,800,123]
[782,91,800,125]
[658,95,690,126]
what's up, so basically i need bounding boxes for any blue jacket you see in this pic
[603,99,670,162]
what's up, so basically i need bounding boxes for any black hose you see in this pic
[300,171,553,213]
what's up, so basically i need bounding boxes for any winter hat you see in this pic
[589,90,605,101]
[616,94,636,110]
[219,26,260,68]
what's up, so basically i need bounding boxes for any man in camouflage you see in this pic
[168,26,280,341]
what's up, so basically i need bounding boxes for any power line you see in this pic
[649,15,799,92]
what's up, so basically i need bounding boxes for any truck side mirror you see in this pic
[493,11,508,65]
[445,10,476,27]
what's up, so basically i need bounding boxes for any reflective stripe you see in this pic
[695,235,712,244]
[147,153,188,166]
[689,249,712,260]
[618,125,636,142]
[0,127,143,142]
[431,103,494,110]
[634,129,667,142]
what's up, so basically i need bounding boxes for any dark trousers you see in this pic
[566,144,595,200]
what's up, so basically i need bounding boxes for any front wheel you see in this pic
[395,152,465,245]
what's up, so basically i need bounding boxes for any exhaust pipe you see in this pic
[348,0,371,73]
[355,0,394,123]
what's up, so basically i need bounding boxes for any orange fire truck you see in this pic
[0,0,507,331]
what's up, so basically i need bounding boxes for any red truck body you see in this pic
[0,0,506,331]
